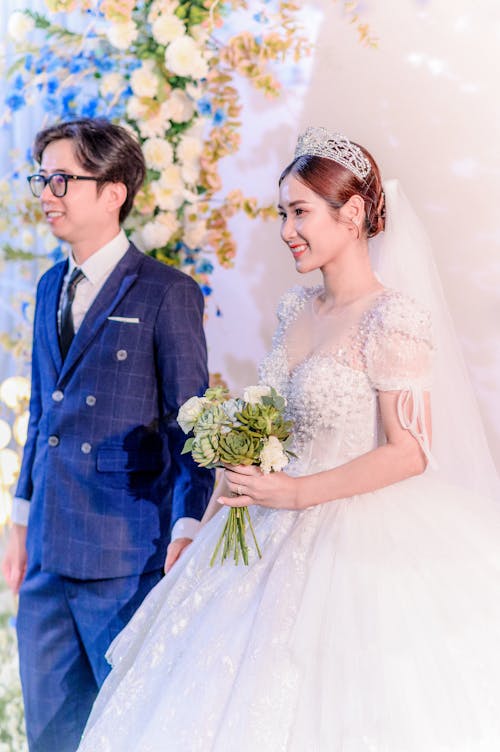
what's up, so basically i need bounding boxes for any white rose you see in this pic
[162,88,195,124]
[151,165,186,211]
[126,95,149,122]
[136,100,172,138]
[152,14,185,45]
[183,218,207,249]
[99,72,125,98]
[243,385,272,405]
[177,134,203,163]
[7,11,34,43]
[106,20,138,50]
[259,436,289,475]
[143,138,174,170]
[165,36,208,79]
[177,395,207,433]
[21,230,34,249]
[138,214,179,252]
[130,60,159,98]
[147,0,177,22]
[177,134,203,183]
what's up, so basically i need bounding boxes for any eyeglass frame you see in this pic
[27,172,100,198]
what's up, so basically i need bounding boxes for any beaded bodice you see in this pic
[259,286,433,475]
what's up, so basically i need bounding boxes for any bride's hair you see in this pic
[279,144,385,238]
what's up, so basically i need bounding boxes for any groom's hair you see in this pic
[33,118,146,222]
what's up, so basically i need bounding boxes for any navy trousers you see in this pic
[17,563,163,752]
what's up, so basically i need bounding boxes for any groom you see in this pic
[1,118,214,751]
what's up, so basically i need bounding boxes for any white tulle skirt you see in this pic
[78,475,500,751]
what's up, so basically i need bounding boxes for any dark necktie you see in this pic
[59,268,85,359]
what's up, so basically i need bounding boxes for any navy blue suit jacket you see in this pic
[16,243,214,580]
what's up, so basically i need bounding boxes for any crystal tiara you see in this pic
[294,126,371,181]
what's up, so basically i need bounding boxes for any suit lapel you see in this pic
[44,261,67,373]
[57,245,144,385]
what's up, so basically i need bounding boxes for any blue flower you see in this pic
[200,284,212,296]
[5,93,25,111]
[61,87,79,116]
[197,96,212,116]
[25,147,33,163]
[24,54,33,71]
[47,77,59,94]
[42,95,59,113]
[196,260,214,274]
[81,99,98,118]
[95,57,114,73]
[13,74,25,90]
[213,108,226,126]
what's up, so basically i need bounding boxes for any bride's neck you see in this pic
[320,254,381,310]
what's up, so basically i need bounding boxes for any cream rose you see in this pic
[165,36,208,79]
[243,385,272,405]
[259,436,289,475]
[152,13,185,45]
[151,165,186,211]
[143,138,174,171]
[177,396,207,434]
[7,11,35,42]
[106,20,138,50]
[126,96,149,121]
[138,214,179,252]
[130,60,159,98]
[162,89,195,124]
[183,218,207,249]
[99,72,125,98]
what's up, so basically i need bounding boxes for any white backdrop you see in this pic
[205,0,500,470]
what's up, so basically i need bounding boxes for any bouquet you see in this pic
[178,385,294,565]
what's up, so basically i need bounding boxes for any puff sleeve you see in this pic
[366,293,435,465]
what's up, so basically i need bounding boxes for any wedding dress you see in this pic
[78,283,500,752]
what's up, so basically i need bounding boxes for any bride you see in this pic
[78,127,500,751]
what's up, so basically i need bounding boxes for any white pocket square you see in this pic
[107,316,140,324]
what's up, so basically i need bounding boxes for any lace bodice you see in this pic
[259,286,433,474]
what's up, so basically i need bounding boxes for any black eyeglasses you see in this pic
[27,173,99,198]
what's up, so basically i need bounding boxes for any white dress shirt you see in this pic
[13,230,200,542]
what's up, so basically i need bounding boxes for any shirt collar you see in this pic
[68,230,130,285]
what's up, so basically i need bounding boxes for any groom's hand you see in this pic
[164,537,192,573]
[1,523,28,593]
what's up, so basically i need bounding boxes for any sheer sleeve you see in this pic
[366,292,435,465]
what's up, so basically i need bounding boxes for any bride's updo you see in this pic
[279,140,385,239]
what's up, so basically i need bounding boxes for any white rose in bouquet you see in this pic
[259,435,289,474]
[243,385,272,405]
[177,395,207,434]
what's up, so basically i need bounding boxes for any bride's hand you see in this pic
[219,465,301,510]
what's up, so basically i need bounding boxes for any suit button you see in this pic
[81,442,92,454]
[116,349,128,361]
[52,390,64,402]
[85,395,96,406]
[48,435,59,447]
